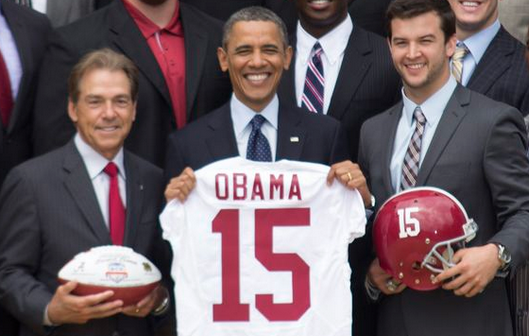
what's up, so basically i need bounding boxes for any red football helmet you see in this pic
[373,187,478,291]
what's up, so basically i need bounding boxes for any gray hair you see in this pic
[222,6,289,49]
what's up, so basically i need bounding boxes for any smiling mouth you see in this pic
[97,126,120,132]
[406,63,426,70]
[308,0,331,9]
[460,1,480,8]
[245,73,270,83]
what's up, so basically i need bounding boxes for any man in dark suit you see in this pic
[0,0,51,184]
[164,6,371,210]
[447,0,529,115]
[32,0,232,168]
[0,4,51,332]
[276,1,400,335]
[0,49,172,336]
[361,1,529,335]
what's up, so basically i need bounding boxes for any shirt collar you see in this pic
[296,14,353,66]
[459,19,500,64]
[401,75,457,127]
[122,0,182,38]
[74,133,126,180]
[231,94,279,138]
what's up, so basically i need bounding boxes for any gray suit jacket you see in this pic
[358,85,529,336]
[0,141,170,336]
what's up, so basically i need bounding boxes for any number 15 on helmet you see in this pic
[373,187,478,291]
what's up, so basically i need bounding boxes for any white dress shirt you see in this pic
[295,15,353,114]
[31,0,48,13]
[390,76,457,192]
[230,94,279,161]
[74,133,127,228]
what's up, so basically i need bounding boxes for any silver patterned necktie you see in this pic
[400,106,427,191]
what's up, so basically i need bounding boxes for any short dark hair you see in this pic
[222,6,289,49]
[386,0,456,42]
[68,48,139,104]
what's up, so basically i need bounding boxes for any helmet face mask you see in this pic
[374,187,478,291]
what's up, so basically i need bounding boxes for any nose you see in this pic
[249,50,265,67]
[406,43,421,59]
[101,100,117,119]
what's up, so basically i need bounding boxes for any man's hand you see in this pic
[367,258,406,295]
[122,286,168,318]
[47,281,123,325]
[326,160,372,207]
[164,167,196,202]
[434,243,501,297]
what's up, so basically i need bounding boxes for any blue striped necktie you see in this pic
[301,42,324,114]
[400,107,427,191]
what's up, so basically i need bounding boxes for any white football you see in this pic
[58,246,161,305]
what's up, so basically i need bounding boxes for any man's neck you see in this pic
[299,13,348,39]
[126,0,177,28]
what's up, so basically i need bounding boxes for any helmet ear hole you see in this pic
[412,261,422,271]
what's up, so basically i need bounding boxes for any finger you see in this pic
[77,290,116,307]
[464,284,484,298]
[452,281,475,297]
[434,263,462,283]
[86,300,124,319]
[326,166,338,185]
[57,281,79,295]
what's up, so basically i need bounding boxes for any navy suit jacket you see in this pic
[32,0,232,168]
[0,0,51,186]
[467,26,529,116]
[164,100,349,179]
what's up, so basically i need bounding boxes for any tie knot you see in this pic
[453,43,469,61]
[312,42,323,58]
[414,106,426,125]
[104,162,119,178]
[250,114,266,130]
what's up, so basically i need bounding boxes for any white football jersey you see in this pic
[160,157,366,336]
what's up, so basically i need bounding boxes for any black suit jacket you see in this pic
[358,85,529,336]
[32,0,232,168]
[164,100,349,179]
[467,26,529,116]
[0,141,171,336]
[0,0,51,186]
[278,25,400,162]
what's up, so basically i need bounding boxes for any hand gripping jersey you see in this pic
[160,157,366,336]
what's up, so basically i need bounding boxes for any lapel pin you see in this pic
[139,185,144,191]
[290,136,299,143]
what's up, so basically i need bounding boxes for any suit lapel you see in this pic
[276,105,305,161]
[3,2,33,133]
[327,27,373,120]
[123,152,143,247]
[416,86,469,185]
[181,3,208,119]
[62,142,112,245]
[277,33,298,107]
[108,1,172,108]
[467,27,513,94]
[383,104,402,195]
[205,104,240,160]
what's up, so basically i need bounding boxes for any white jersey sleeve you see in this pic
[160,157,366,336]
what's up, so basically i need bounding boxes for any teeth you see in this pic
[461,1,478,6]
[246,74,268,81]
[407,63,425,69]
[99,126,118,131]
[311,0,330,3]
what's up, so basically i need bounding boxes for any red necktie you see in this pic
[0,50,14,128]
[103,162,125,245]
